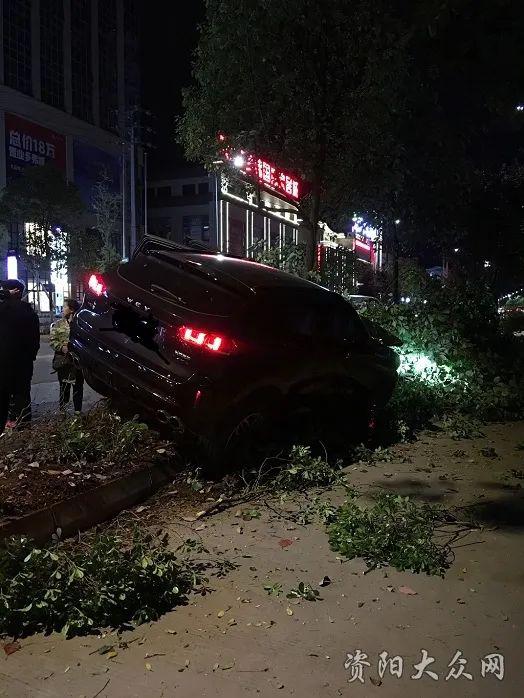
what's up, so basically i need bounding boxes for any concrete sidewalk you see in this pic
[32,336,100,416]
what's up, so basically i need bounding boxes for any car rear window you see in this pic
[120,249,247,317]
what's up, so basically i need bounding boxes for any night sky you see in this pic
[140,1,204,175]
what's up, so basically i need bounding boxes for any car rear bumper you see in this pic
[69,328,224,436]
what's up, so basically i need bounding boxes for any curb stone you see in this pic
[0,460,177,544]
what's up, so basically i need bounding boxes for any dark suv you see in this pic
[70,235,399,447]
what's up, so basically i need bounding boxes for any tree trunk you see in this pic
[392,222,400,304]
[305,184,322,272]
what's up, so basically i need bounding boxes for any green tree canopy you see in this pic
[0,164,87,308]
[179,0,524,279]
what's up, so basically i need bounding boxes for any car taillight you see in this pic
[88,273,106,297]
[177,325,237,355]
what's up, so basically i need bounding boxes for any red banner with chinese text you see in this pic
[5,112,66,180]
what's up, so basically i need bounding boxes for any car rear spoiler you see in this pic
[133,234,219,261]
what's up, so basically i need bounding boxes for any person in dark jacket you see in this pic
[0,279,40,434]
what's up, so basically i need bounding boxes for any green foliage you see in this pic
[49,411,150,465]
[328,493,451,576]
[364,280,524,431]
[0,531,194,637]
[253,242,311,280]
[293,496,339,526]
[286,582,320,602]
[441,414,484,440]
[275,446,343,491]
[0,164,87,308]
[264,582,283,597]
[91,174,122,271]
[178,0,411,265]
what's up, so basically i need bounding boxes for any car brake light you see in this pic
[177,325,236,355]
[88,273,106,297]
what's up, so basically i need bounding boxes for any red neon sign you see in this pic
[222,143,302,201]
[355,239,371,251]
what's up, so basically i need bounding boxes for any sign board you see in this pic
[5,113,66,179]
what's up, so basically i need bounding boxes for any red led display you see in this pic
[222,143,302,202]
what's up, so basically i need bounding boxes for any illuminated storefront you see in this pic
[217,149,302,257]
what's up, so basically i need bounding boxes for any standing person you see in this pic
[0,279,40,435]
[49,298,84,413]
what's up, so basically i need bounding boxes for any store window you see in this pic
[182,183,196,196]
[182,215,210,242]
[270,219,280,248]
[3,0,32,95]
[154,186,171,198]
[150,217,172,237]
[228,218,246,257]
[252,214,265,253]
[283,224,295,245]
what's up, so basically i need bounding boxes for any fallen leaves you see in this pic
[398,585,418,596]
[2,640,21,656]
[278,539,293,548]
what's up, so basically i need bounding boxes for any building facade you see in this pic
[0,0,141,315]
[148,159,382,295]
[148,161,300,259]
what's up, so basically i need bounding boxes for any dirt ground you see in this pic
[1,421,523,697]
[0,417,175,519]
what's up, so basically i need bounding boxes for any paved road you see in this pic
[32,336,100,416]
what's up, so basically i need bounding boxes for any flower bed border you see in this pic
[0,460,177,544]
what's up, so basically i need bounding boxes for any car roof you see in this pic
[136,235,329,296]
[184,253,323,292]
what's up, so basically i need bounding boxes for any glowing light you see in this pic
[355,239,371,251]
[517,105,524,112]
[88,273,106,296]
[484,260,491,268]
[178,325,232,354]
[7,254,18,280]
[454,248,459,253]
[222,146,301,201]
[395,219,401,225]
[351,215,379,241]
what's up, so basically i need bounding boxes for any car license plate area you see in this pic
[111,305,159,351]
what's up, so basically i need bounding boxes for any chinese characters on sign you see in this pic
[4,113,66,180]
[344,649,504,683]
[226,150,301,201]
[254,156,300,200]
